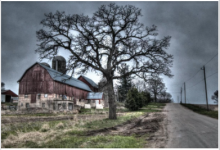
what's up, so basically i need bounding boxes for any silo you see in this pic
[52,56,66,74]
[40,62,51,68]
[1,82,5,90]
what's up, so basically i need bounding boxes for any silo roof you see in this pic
[52,55,66,61]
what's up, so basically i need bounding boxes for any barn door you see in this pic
[31,94,36,103]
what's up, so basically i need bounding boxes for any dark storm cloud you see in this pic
[1,1,218,104]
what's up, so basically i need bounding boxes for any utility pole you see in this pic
[180,87,182,103]
[177,96,179,103]
[184,82,186,104]
[201,66,209,111]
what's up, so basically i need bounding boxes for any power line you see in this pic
[204,53,218,66]
[206,71,218,79]
[187,78,204,89]
[185,69,202,83]
[183,53,218,84]
[186,71,218,89]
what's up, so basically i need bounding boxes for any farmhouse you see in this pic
[17,56,105,111]
[1,89,18,103]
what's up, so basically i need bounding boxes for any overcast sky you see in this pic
[1,1,218,104]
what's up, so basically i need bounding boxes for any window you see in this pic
[63,95,67,100]
[58,104,62,110]
[24,94,28,98]
[60,95,62,99]
[26,103,29,108]
[42,103,45,108]
[63,103,66,109]
[44,94,48,98]
[72,97,74,100]
[53,103,56,110]
[68,103,73,110]
[21,103,23,106]
[87,100,91,104]
[79,99,81,102]
[38,94,41,99]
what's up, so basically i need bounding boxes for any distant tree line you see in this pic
[112,63,172,111]
[212,90,218,104]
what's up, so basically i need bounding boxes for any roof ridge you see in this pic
[81,75,98,88]
[38,62,92,91]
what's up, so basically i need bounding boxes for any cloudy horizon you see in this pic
[1,1,218,104]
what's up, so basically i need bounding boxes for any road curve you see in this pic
[165,103,218,148]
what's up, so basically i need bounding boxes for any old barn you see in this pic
[17,57,105,111]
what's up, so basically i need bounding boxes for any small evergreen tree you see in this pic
[125,88,145,110]
[140,90,152,106]
[125,88,139,110]
[118,63,132,102]
[137,92,144,108]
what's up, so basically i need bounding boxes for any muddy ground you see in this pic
[86,111,168,148]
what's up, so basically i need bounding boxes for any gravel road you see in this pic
[165,103,218,148]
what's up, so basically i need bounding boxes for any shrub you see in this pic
[125,88,141,111]
[140,91,151,106]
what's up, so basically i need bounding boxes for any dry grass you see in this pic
[2,131,46,148]
[40,123,50,132]
[55,122,65,129]
[1,103,166,148]
[1,113,108,148]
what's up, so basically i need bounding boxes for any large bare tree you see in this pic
[147,76,166,102]
[36,3,173,119]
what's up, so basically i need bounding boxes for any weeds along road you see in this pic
[165,103,218,148]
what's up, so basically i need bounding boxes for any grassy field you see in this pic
[1,102,166,148]
[181,103,218,119]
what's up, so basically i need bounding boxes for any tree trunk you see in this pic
[107,79,117,119]
[154,93,157,102]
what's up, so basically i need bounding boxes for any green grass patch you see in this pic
[79,103,166,130]
[24,134,145,148]
[1,120,71,140]
[181,103,218,119]
[80,108,109,114]
[2,113,64,117]
[1,102,18,106]
[147,102,166,108]
[1,122,42,140]
[79,112,143,130]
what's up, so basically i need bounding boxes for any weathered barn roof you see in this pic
[79,75,99,89]
[86,92,103,100]
[40,62,50,68]
[18,62,92,92]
